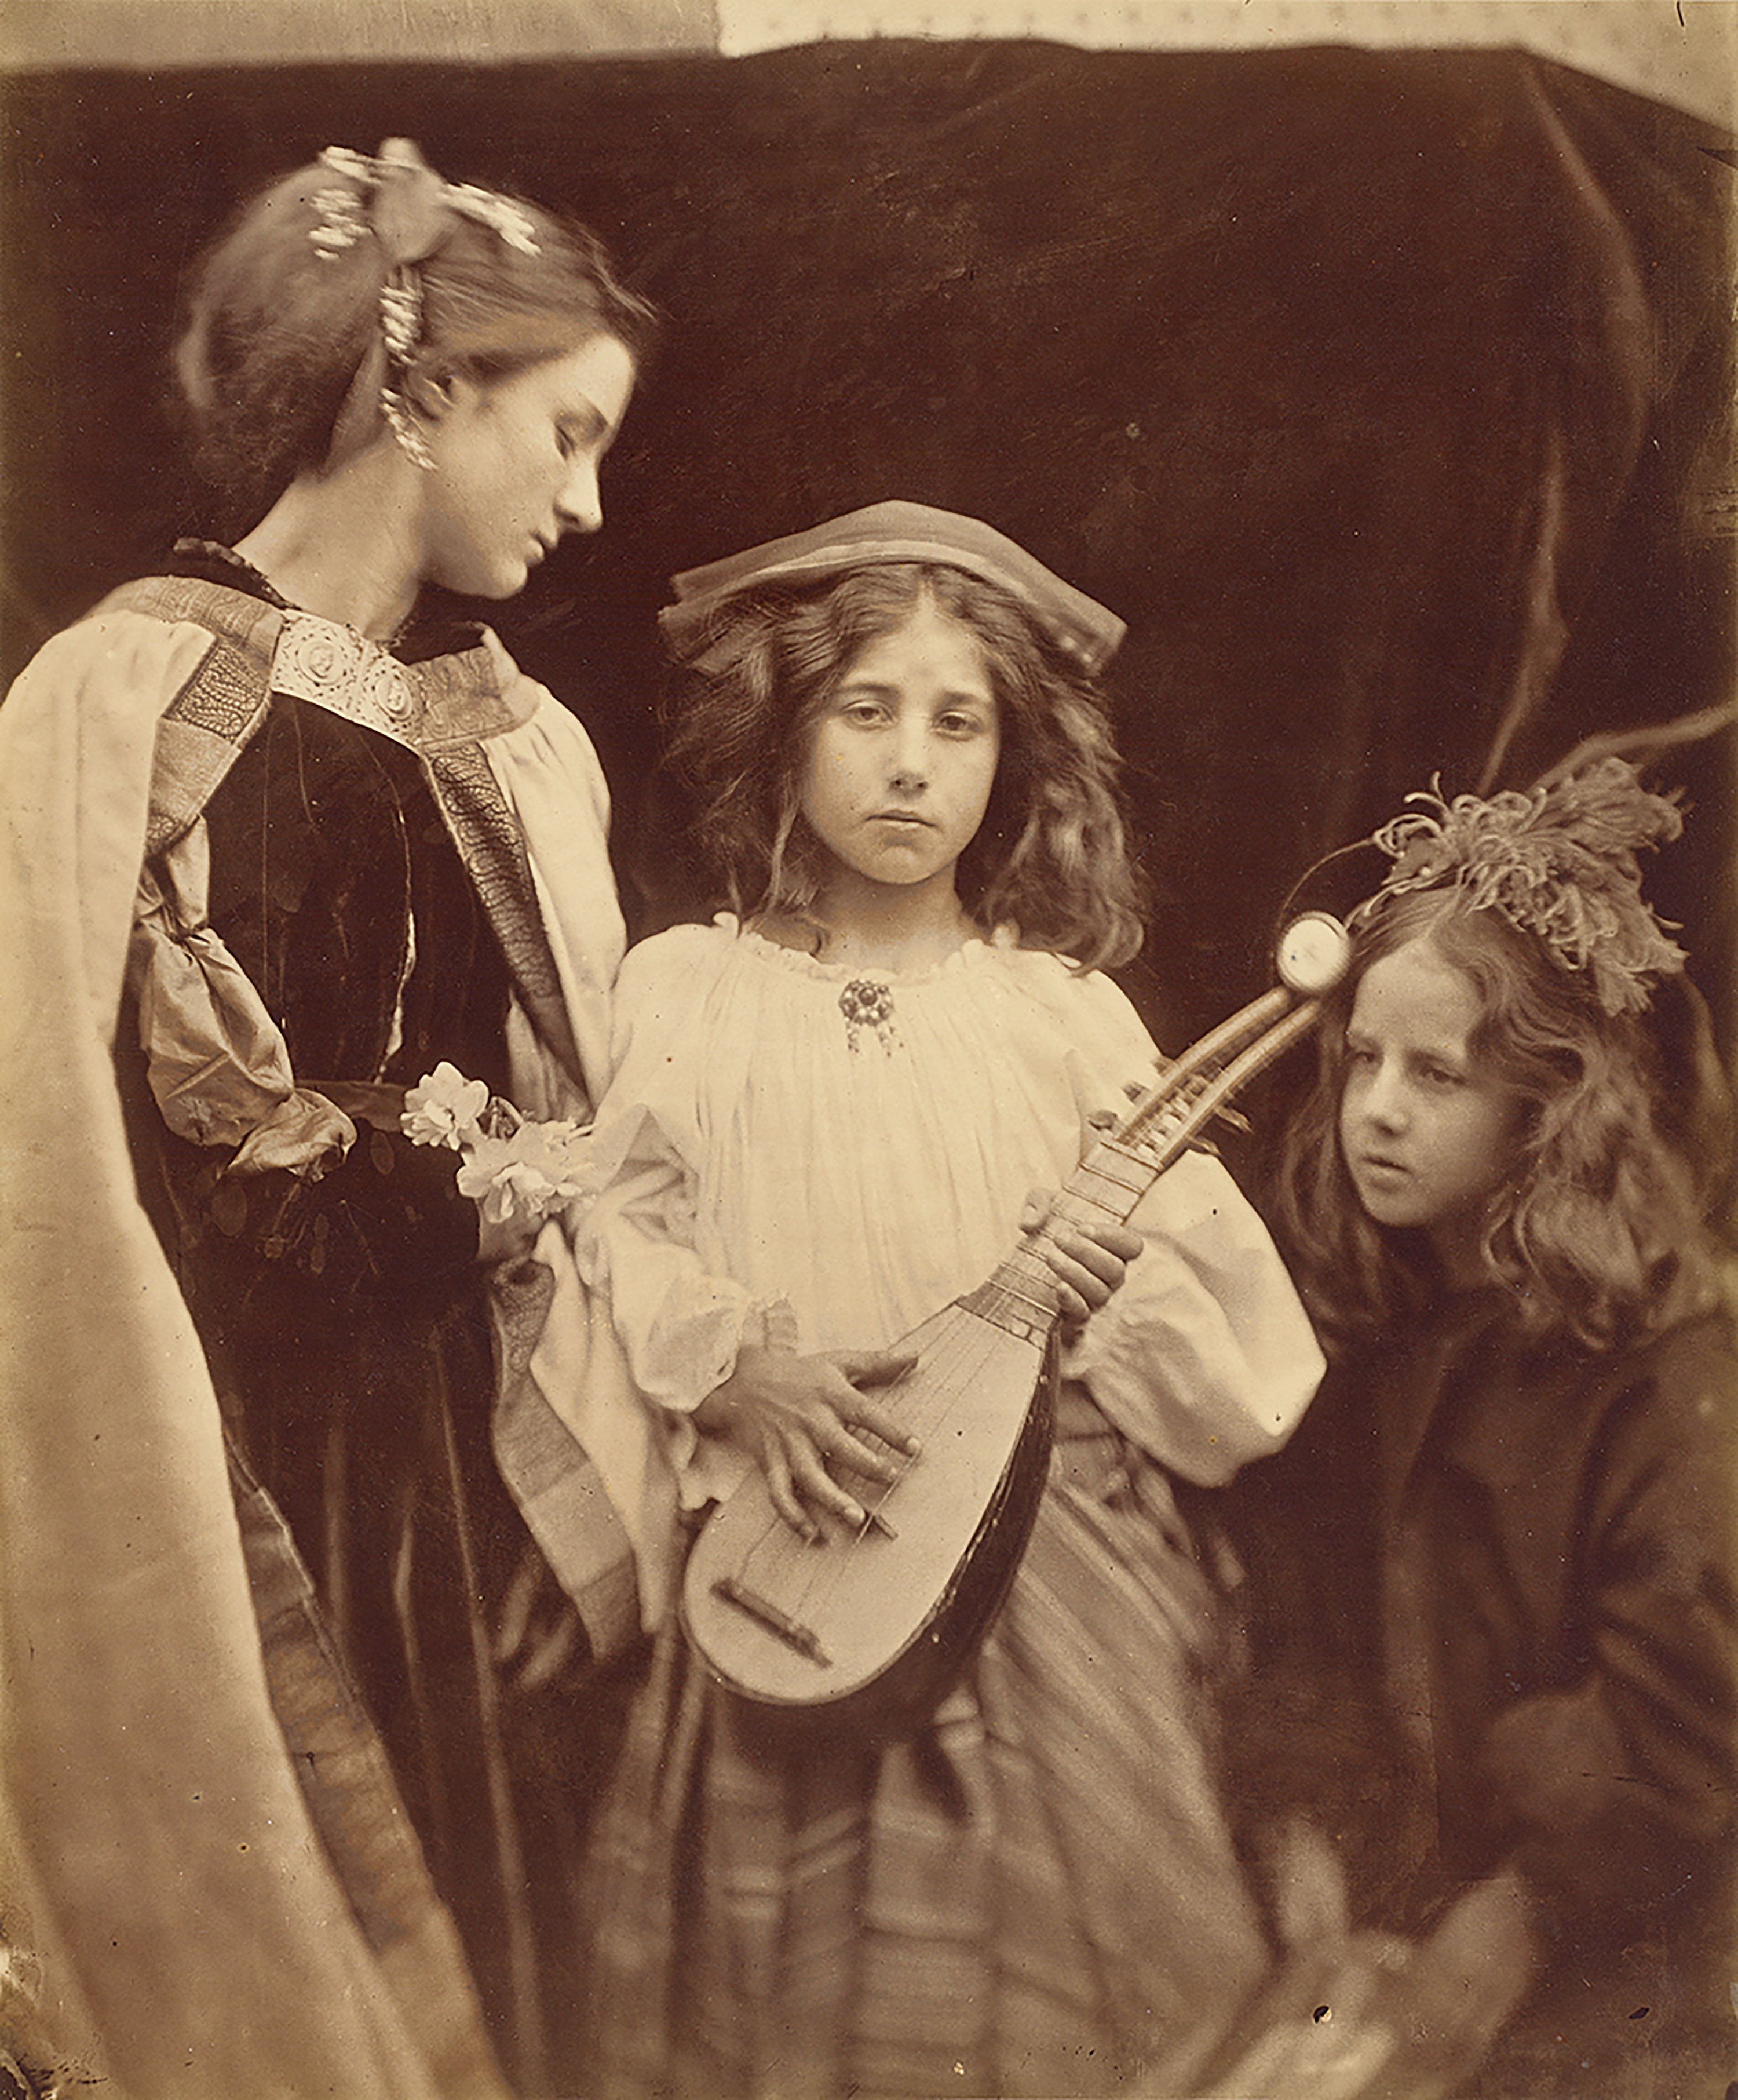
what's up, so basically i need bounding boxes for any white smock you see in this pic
[572,916,1323,1574]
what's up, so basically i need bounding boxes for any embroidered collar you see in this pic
[272,612,425,746]
[171,536,491,668]
[270,610,534,749]
[159,549,531,749]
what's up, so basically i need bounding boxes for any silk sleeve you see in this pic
[127,817,302,1147]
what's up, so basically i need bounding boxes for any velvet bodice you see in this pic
[202,693,513,1099]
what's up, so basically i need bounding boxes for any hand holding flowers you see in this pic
[402,1062,591,1238]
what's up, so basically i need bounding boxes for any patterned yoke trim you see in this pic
[490,1254,643,1667]
[97,577,282,856]
[424,741,581,1085]
[98,574,583,1091]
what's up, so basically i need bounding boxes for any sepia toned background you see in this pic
[3,3,1733,1085]
[3,0,1734,121]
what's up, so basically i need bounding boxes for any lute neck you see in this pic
[961,986,1320,1346]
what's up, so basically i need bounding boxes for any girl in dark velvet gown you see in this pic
[0,140,651,2099]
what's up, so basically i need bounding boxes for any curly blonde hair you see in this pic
[661,561,1146,971]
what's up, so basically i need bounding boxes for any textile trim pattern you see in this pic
[272,612,534,751]
[488,1252,642,1665]
[425,742,581,1082]
[95,578,280,857]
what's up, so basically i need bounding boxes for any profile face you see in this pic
[418,331,636,599]
[1337,936,1527,1278]
[797,593,1002,907]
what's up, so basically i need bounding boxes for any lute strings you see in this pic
[720,982,1327,1662]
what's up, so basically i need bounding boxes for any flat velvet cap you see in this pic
[659,502,1127,675]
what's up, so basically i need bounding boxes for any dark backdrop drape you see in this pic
[3,40,1733,1059]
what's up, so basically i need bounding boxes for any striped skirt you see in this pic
[575,1407,1269,2099]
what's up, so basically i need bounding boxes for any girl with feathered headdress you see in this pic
[1229,757,1737,2097]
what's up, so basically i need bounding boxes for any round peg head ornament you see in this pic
[1276,912,1352,997]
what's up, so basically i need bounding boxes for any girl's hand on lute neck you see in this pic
[1018,1188,1143,1338]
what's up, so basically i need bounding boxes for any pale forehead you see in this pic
[535,333,636,429]
[840,595,993,691]
[1350,940,1483,1051]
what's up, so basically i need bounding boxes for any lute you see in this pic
[681,913,1352,1736]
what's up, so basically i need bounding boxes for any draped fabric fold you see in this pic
[0,613,503,2098]
[0,571,630,2094]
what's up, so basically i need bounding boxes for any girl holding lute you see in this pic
[562,502,1325,2098]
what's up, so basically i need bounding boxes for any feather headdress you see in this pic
[1359,756,1688,1015]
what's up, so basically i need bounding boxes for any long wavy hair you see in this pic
[1271,887,1732,1353]
[661,560,1146,971]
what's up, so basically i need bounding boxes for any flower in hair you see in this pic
[444,180,541,256]
[311,141,539,271]
[1367,756,1688,1014]
[308,180,367,257]
[378,278,422,363]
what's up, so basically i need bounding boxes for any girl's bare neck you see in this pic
[756,878,980,974]
[235,449,424,643]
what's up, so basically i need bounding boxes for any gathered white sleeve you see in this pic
[576,1106,758,1412]
[569,931,787,1507]
[1063,1144,1324,1485]
[1019,959,1324,1486]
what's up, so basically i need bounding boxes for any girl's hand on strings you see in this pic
[698,1344,919,1538]
[1021,1190,1142,1337]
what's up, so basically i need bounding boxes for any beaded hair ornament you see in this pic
[306,138,541,470]
[1355,756,1688,1016]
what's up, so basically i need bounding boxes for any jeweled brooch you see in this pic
[839,979,899,1053]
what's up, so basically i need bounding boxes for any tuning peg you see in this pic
[1276,913,1352,997]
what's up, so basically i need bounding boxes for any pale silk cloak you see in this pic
[0,593,623,2099]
